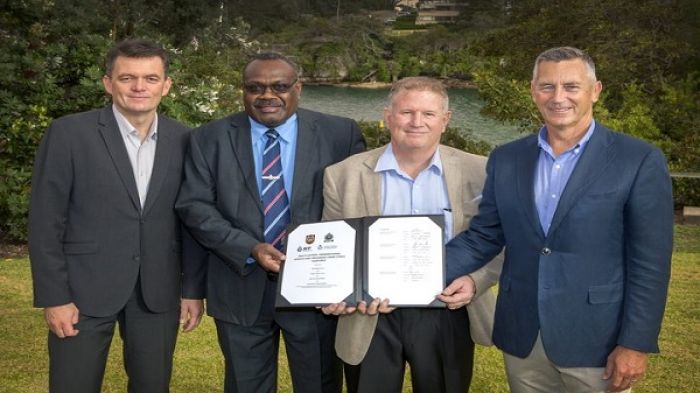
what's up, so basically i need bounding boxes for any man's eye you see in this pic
[118,76,134,82]
[271,83,292,93]
[146,76,161,83]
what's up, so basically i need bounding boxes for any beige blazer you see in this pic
[322,145,503,365]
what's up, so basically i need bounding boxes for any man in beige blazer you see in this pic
[321,77,502,393]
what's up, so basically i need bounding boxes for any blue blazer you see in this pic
[446,124,673,367]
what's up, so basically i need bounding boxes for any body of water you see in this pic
[299,85,526,146]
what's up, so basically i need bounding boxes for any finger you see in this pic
[344,306,357,314]
[60,320,79,337]
[182,315,200,332]
[50,324,65,339]
[356,301,368,314]
[441,281,459,296]
[366,298,381,315]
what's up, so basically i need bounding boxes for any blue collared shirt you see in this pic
[534,120,596,235]
[249,114,298,200]
[375,144,453,243]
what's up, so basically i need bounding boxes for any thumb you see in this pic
[602,359,614,380]
[441,280,459,296]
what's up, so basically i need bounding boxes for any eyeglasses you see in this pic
[243,79,298,95]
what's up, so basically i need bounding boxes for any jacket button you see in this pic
[541,247,551,256]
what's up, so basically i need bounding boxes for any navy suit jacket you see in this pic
[175,108,365,326]
[446,123,673,367]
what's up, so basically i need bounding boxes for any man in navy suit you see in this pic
[439,47,673,393]
[175,53,365,393]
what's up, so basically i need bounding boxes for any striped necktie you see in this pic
[261,129,290,250]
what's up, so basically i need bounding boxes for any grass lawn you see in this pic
[1,225,698,392]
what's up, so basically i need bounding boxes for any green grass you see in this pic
[1,225,698,392]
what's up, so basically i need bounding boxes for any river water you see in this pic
[299,85,527,146]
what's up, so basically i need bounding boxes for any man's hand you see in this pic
[437,275,476,309]
[180,298,205,332]
[357,298,395,315]
[319,302,357,316]
[251,243,286,273]
[44,303,80,338]
[603,345,647,392]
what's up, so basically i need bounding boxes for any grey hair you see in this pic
[532,46,597,82]
[387,76,449,112]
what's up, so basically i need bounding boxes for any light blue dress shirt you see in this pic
[534,120,596,235]
[247,114,298,263]
[375,144,453,243]
[112,105,158,209]
[250,113,298,200]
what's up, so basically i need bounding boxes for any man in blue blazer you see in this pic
[439,47,673,393]
[175,53,365,393]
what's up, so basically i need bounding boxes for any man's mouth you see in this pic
[255,100,283,113]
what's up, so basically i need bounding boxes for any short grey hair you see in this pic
[388,76,449,112]
[532,46,597,82]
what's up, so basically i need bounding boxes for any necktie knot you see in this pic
[266,129,279,141]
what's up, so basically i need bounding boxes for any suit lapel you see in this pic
[360,148,383,216]
[547,126,615,236]
[141,120,172,215]
[291,112,317,216]
[516,136,545,238]
[97,107,141,212]
[228,116,262,213]
[441,147,464,237]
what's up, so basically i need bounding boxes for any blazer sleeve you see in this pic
[181,225,207,299]
[175,132,260,276]
[28,122,74,308]
[617,147,673,353]
[445,153,506,284]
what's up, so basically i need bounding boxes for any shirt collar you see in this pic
[537,119,596,157]
[249,113,298,144]
[375,144,443,176]
[112,104,158,141]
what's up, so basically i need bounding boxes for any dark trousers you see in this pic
[346,307,474,393]
[215,278,341,393]
[47,283,179,393]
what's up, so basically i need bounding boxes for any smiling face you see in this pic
[102,56,171,122]
[531,59,602,136]
[385,89,451,155]
[243,59,301,127]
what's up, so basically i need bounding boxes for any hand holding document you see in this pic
[276,215,445,308]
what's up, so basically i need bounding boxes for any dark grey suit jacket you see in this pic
[29,106,205,317]
[175,108,365,326]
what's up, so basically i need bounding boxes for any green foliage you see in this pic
[0,2,252,242]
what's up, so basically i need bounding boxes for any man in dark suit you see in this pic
[175,52,365,393]
[439,47,673,393]
[29,39,205,393]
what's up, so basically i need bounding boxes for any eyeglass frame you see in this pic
[242,78,299,95]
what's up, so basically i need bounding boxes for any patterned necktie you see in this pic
[261,129,290,250]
